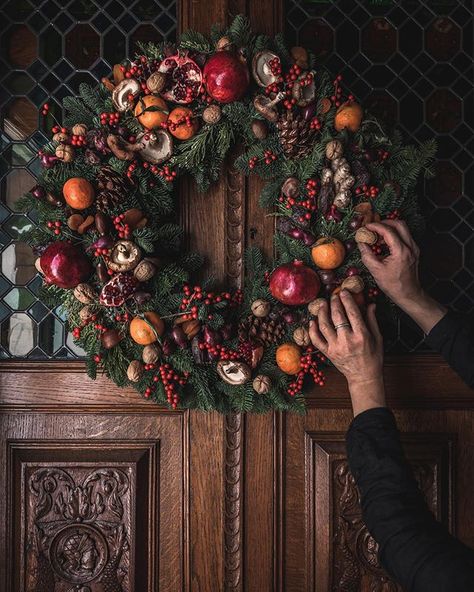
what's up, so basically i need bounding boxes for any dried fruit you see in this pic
[101,329,122,350]
[63,177,95,210]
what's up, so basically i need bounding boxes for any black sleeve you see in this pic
[346,407,474,592]
[425,311,474,388]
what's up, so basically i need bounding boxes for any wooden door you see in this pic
[1,1,473,591]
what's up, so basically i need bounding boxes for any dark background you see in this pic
[0,0,472,357]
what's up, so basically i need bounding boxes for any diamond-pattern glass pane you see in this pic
[286,0,473,352]
[0,0,176,359]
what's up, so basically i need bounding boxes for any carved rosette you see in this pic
[331,460,438,592]
[26,466,131,592]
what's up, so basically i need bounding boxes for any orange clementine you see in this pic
[134,95,169,129]
[276,342,302,375]
[63,177,95,210]
[130,312,165,345]
[334,101,363,132]
[311,237,346,270]
[168,107,198,140]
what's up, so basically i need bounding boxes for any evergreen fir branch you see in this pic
[179,29,212,53]
[227,14,253,48]
[63,96,96,128]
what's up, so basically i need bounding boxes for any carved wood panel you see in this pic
[306,433,454,592]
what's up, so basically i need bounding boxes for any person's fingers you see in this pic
[309,319,328,352]
[366,303,383,346]
[330,294,351,330]
[382,220,418,252]
[339,290,366,331]
[358,242,383,272]
[365,222,404,254]
[316,299,336,342]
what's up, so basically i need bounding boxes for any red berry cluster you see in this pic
[263,149,277,165]
[199,86,214,104]
[94,322,107,333]
[285,63,303,85]
[52,125,68,135]
[114,213,131,239]
[248,156,258,169]
[371,243,383,256]
[283,96,297,110]
[121,57,159,86]
[158,165,177,182]
[279,179,317,223]
[386,209,400,220]
[41,103,50,117]
[100,111,120,126]
[114,311,130,323]
[179,284,243,320]
[164,114,193,132]
[310,117,322,130]
[269,56,282,77]
[378,149,390,161]
[93,354,102,363]
[126,161,138,179]
[94,246,110,258]
[355,184,380,199]
[47,220,62,235]
[72,326,82,339]
[71,134,87,147]
[198,341,240,361]
[145,363,189,409]
[287,347,325,396]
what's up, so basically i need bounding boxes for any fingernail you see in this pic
[309,319,315,328]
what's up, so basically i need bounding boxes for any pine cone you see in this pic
[277,111,316,159]
[238,314,285,346]
[95,166,131,213]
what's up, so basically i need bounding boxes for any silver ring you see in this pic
[334,322,351,330]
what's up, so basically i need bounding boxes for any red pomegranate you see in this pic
[158,54,203,103]
[269,260,321,306]
[40,241,92,289]
[203,51,249,103]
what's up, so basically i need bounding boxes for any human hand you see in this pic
[358,220,422,307]
[309,290,383,386]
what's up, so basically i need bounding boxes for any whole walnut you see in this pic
[79,305,94,323]
[146,71,166,93]
[251,299,271,318]
[202,104,222,125]
[355,227,378,245]
[308,298,326,316]
[142,344,161,364]
[252,374,272,394]
[55,144,75,163]
[127,360,144,382]
[325,139,344,160]
[73,283,97,304]
[72,123,88,136]
[341,275,365,294]
[293,326,311,347]
[133,260,156,282]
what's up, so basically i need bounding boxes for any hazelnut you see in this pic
[127,359,144,382]
[251,299,271,318]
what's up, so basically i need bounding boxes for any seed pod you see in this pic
[68,214,84,231]
[127,359,144,382]
[95,212,111,236]
[96,261,109,283]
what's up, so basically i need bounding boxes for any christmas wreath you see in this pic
[20,16,436,413]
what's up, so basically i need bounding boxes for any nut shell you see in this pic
[73,283,97,304]
[146,71,166,93]
[251,299,271,318]
[72,123,88,136]
[325,140,344,160]
[142,344,161,364]
[202,104,222,124]
[308,297,326,316]
[127,359,144,382]
[251,119,268,140]
[293,326,311,347]
[253,374,272,394]
[133,259,156,282]
[341,275,365,294]
[355,227,378,245]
